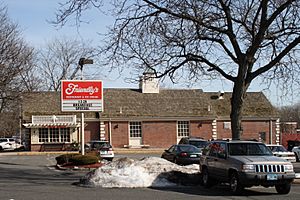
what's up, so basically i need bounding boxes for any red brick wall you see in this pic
[143,121,177,148]
[217,120,276,143]
[101,119,278,148]
[109,121,129,147]
[281,133,300,149]
[85,122,100,141]
[190,120,212,140]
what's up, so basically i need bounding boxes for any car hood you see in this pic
[230,156,290,164]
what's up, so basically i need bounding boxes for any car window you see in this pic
[178,145,200,153]
[168,145,176,152]
[0,139,7,142]
[189,140,208,148]
[273,146,288,152]
[229,143,273,156]
[91,142,111,149]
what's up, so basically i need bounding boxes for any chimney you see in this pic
[139,70,159,93]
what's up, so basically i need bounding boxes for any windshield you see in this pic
[228,143,273,156]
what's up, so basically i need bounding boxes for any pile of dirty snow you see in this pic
[80,157,201,188]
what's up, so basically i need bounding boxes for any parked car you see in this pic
[0,138,23,151]
[161,144,201,165]
[200,140,295,194]
[292,146,300,162]
[178,137,208,154]
[85,140,114,161]
[266,144,296,162]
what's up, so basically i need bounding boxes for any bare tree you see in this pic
[38,37,97,91]
[0,6,39,137]
[279,103,300,125]
[0,7,36,112]
[54,0,300,139]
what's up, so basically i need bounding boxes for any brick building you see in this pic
[21,75,280,151]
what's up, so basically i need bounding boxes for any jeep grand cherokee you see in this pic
[199,140,295,194]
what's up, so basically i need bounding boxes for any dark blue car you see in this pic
[161,144,201,165]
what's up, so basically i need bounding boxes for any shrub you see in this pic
[69,155,99,165]
[55,153,79,165]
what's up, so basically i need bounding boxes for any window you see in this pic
[39,128,48,142]
[38,128,71,143]
[130,122,142,137]
[223,122,231,129]
[259,132,266,142]
[177,121,190,137]
[50,128,59,143]
[60,128,70,142]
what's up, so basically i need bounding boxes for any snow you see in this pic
[80,157,200,188]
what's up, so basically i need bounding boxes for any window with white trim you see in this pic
[130,122,142,137]
[177,121,190,137]
[39,128,48,142]
[60,128,70,142]
[38,128,71,143]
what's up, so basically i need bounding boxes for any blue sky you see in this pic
[2,0,299,107]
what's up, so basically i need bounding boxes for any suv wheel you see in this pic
[202,167,214,188]
[229,172,244,195]
[275,183,291,194]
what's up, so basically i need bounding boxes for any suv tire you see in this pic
[275,183,291,194]
[202,167,214,188]
[229,172,244,195]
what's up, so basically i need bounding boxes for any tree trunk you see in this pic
[230,83,246,140]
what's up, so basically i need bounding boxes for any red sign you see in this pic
[62,80,102,100]
[61,80,103,112]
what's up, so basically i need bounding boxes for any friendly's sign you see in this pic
[61,80,103,112]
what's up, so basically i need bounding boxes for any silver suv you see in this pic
[200,140,295,194]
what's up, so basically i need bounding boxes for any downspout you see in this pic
[109,119,112,145]
[269,119,273,144]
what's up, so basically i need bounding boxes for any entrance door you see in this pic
[129,122,142,147]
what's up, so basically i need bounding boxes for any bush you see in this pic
[69,155,99,165]
[56,153,99,165]
[55,153,79,165]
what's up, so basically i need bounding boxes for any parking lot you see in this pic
[1,152,300,200]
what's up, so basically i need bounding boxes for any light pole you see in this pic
[78,58,93,155]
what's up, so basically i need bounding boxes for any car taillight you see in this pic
[180,152,188,157]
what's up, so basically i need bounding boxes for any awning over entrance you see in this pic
[23,123,80,128]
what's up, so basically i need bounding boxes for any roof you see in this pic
[21,89,278,121]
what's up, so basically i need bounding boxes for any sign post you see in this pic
[61,80,103,155]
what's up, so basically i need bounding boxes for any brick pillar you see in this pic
[212,119,217,140]
[275,119,280,144]
[100,121,105,140]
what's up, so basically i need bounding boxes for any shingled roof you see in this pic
[21,89,278,121]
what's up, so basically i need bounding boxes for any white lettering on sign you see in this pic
[65,83,99,95]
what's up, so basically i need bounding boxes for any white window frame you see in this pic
[38,128,71,143]
[129,122,142,138]
[177,121,190,137]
